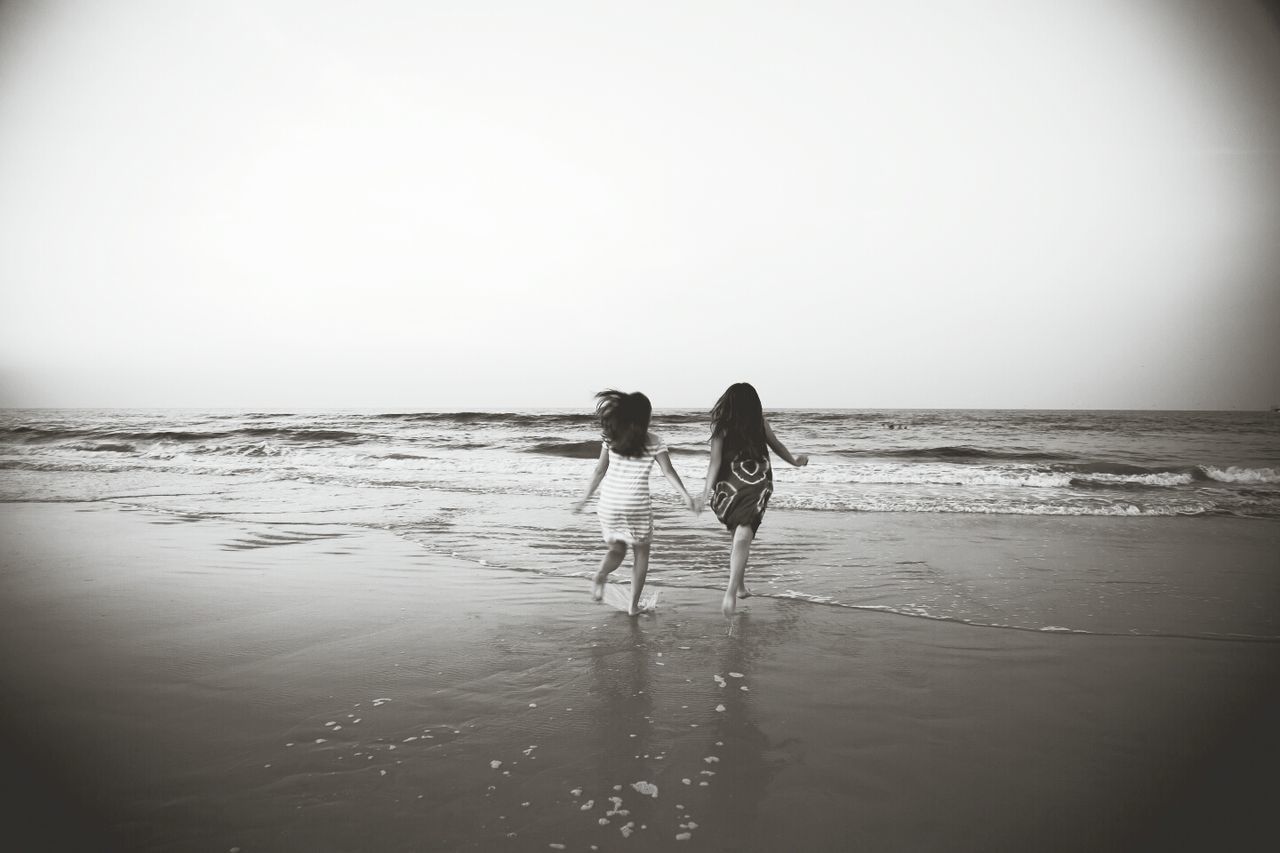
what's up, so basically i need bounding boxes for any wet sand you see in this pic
[1,502,1277,852]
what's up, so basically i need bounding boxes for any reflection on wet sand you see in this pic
[702,614,786,849]
[585,620,658,839]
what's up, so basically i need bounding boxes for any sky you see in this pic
[1,0,1278,410]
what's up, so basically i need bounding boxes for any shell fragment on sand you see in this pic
[630,781,658,798]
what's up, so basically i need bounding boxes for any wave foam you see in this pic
[834,445,1076,462]
[1204,465,1280,484]
[776,492,1216,517]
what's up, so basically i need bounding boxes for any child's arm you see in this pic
[698,434,724,513]
[655,450,696,512]
[764,418,809,467]
[572,445,610,512]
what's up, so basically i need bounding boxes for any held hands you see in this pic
[683,494,698,513]
[793,454,810,467]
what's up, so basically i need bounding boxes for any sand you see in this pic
[1,501,1277,852]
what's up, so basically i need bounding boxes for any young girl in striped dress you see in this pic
[572,390,695,616]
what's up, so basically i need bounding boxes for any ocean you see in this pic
[3,407,1278,641]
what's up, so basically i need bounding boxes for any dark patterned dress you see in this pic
[709,445,773,533]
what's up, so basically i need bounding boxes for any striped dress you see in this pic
[597,432,667,545]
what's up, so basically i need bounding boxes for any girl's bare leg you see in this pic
[629,543,651,616]
[593,540,627,600]
[722,525,755,617]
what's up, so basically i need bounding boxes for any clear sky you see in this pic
[1,0,1278,410]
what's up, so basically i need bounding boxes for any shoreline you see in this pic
[1,501,1278,851]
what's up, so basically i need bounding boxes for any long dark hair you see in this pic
[595,389,652,458]
[711,382,766,458]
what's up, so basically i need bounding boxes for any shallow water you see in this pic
[3,408,1279,641]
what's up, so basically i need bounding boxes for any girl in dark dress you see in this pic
[697,383,809,617]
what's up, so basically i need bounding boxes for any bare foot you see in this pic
[591,573,606,601]
[721,592,737,618]
[737,583,753,599]
[628,605,641,617]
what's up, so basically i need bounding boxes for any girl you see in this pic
[573,390,695,616]
[698,382,809,617]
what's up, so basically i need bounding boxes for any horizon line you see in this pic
[2,405,1275,414]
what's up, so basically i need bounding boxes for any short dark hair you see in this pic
[595,389,652,458]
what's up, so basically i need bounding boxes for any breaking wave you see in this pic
[525,440,603,459]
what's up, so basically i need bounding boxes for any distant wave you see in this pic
[1,425,371,445]
[381,444,488,458]
[834,445,1076,462]
[524,440,602,459]
[524,439,704,459]
[653,413,709,424]
[90,429,237,442]
[778,493,1221,517]
[798,461,1280,492]
[237,427,366,442]
[370,411,708,426]
[69,442,137,453]
[1055,462,1279,486]
[373,412,597,426]
[4,425,145,442]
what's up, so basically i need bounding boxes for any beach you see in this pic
[3,499,1277,852]
[5,0,1280,845]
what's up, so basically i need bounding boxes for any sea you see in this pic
[3,408,1278,641]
